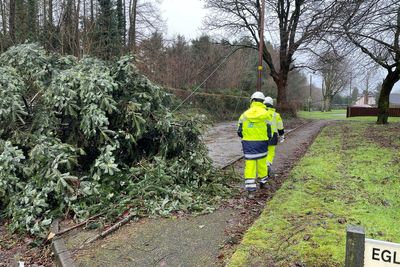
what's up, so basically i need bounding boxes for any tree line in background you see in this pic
[0,0,163,58]
[0,0,318,110]
[136,32,315,106]
[1,0,397,123]
[205,0,400,123]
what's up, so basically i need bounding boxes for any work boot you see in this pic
[267,164,273,177]
[259,176,269,189]
[247,190,256,199]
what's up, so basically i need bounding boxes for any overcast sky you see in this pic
[161,0,208,40]
[160,0,400,92]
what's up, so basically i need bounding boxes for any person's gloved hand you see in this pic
[280,134,285,143]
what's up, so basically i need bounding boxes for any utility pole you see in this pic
[308,74,312,112]
[365,73,370,105]
[348,74,352,106]
[257,0,265,91]
[322,79,325,111]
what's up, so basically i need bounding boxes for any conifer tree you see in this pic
[94,0,122,59]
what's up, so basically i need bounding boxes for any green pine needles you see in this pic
[0,44,232,237]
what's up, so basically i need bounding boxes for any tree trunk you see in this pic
[43,0,47,34]
[48,0,53,23]
[276,77,287,103]
[83,0,86,31]
[274,68,295,116]
[326,97,332,112]
[275,77,294,116]
[262,35,295,117]
[46,0,55,50]
[62,0,75,55]
[117,0,124,49]
[90,0,94,22]
[123,0,126,45]
[128,0,137,51]
[0,0,7,36]
[377,70,399,124]
[9,0,15,42]
[75,0,80,58]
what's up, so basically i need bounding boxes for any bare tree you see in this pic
[336,0,400,124]
[128,0,164,51]
[204,0,337,114]
[287,69,310,108]
[361,66,379,104]
[128,0,137,49]
[90,0,94,21]
[316,50,350,111]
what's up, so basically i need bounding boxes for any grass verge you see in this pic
[228,122,400,266]
[298,110,400,122]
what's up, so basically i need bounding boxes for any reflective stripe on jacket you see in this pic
[237,102,272,159]
[266,108,284,146]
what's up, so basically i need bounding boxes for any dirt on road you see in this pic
[0,226,52,267]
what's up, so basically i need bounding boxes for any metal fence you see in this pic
[347,107,400,117]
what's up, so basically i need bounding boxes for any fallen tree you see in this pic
[0,44,232,238]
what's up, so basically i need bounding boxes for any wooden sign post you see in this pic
[345,225,400,267]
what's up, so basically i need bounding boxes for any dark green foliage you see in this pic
[0,44,231,237]
[27,0,38,41]
[14,0,28,42]
[116,0,125,42]
[93,0,122,59]
[0,66,26,134]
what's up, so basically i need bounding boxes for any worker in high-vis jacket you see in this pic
[263,96,284,171]
[237,92,272,194]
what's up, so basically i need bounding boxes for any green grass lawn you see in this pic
[298,110,400,122]
[229,122,400,267]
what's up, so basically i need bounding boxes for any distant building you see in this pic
[352,94,376,107]
[390,92,400,107]
[351,92,400,107]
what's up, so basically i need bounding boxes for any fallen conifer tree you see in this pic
[0,44,232,237]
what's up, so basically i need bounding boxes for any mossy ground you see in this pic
[298,110,400,122]
[229,122,400,267]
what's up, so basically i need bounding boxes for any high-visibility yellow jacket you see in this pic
[266,107,284,145]
[237,102,272,159]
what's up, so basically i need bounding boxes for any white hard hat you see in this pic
[264,96,273,106]
[250,91,265,101]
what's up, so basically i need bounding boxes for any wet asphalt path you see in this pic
[69,120,329,267]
